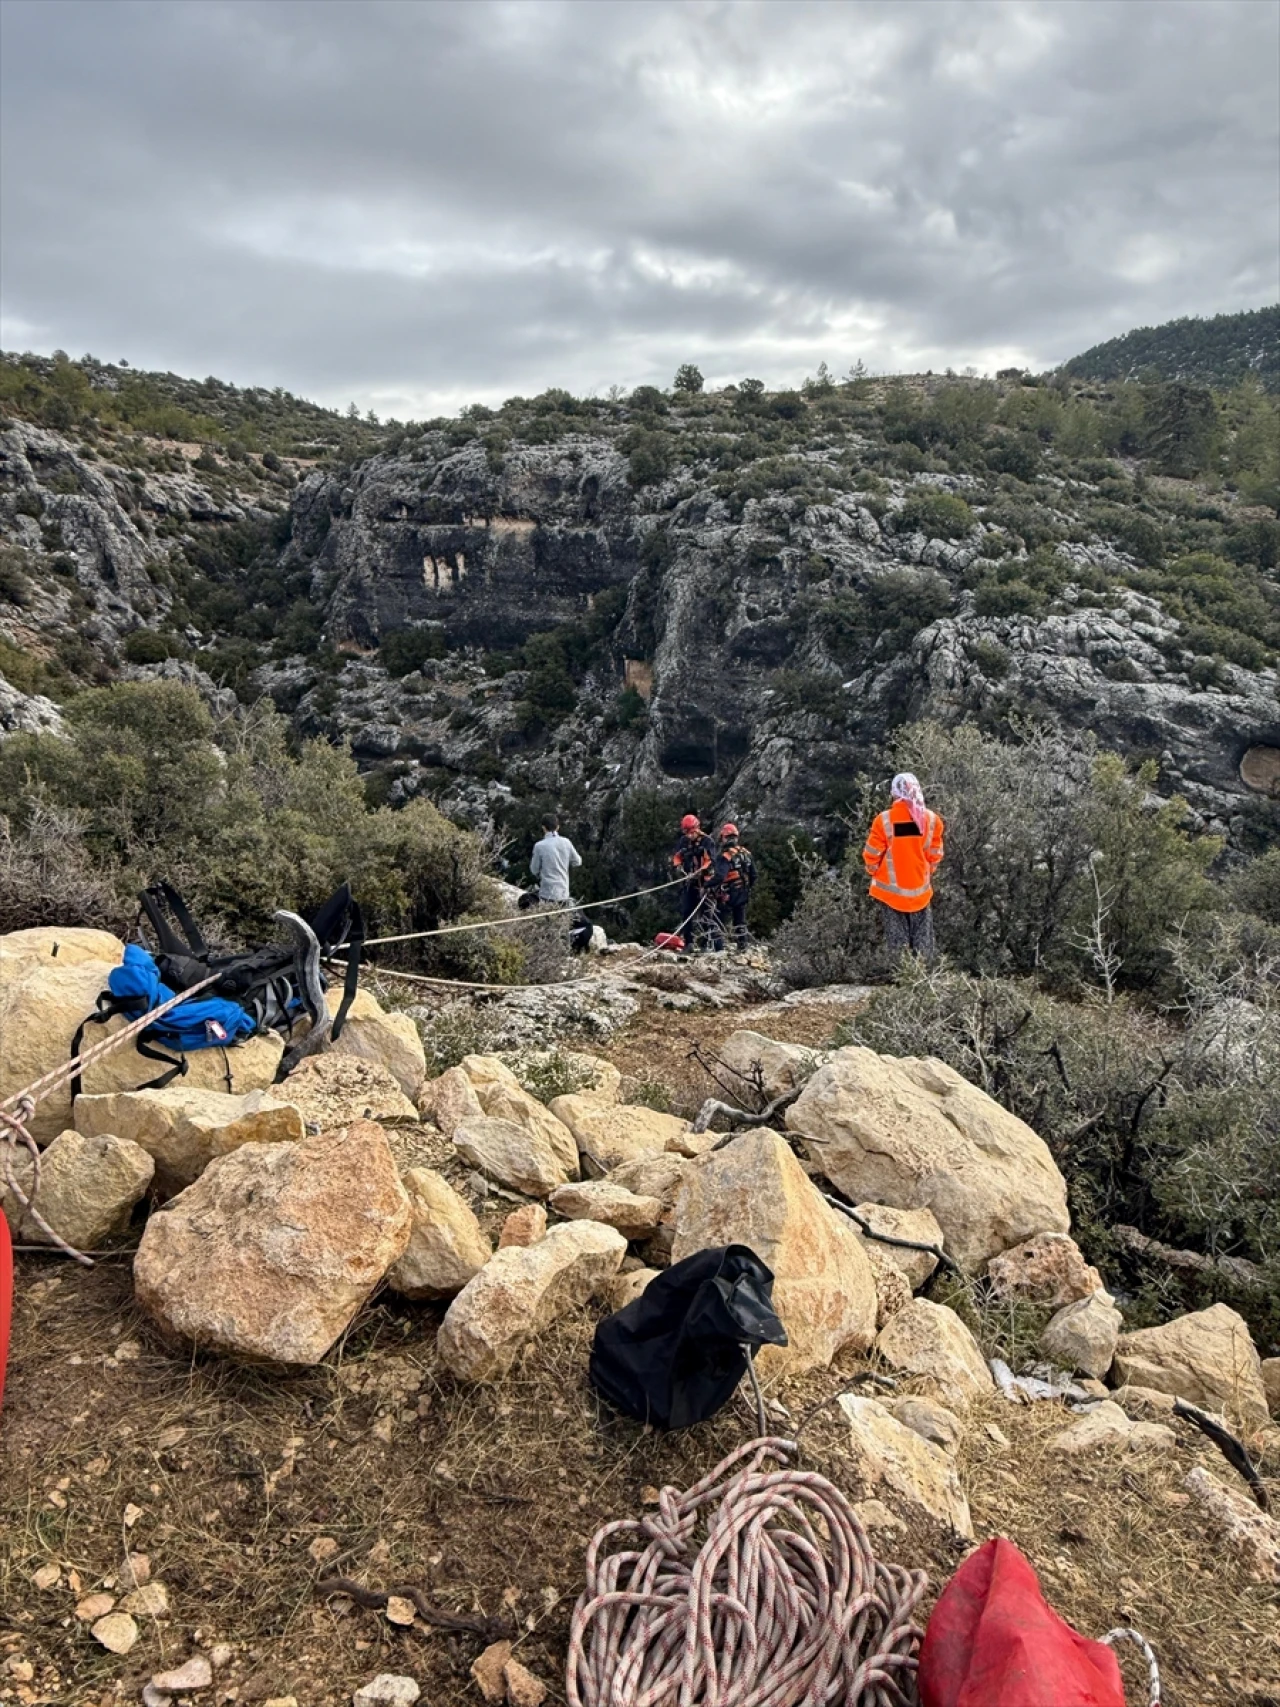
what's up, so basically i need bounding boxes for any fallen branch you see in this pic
[692,1086,801,1134]
[316,1577,512,1642]
[821,1194,962,1280]
[1113,1225,1264,1291]
[1172,1399,1270,1512]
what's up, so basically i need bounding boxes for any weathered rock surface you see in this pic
[0,926,124,968]
[82,1024,285,1108]
[1112,1303,1268,1429]
[0,1127,153,1248]
[352,1677,421,1707]
[1048,1400,1176,1456]
[608,1152,690,1206]
[837,1393,973,1537]
[548,1180,664,1239]
[498,1203,547,1248]
[472,1079,579,1178]
[716,1029,822,1103]
[134,1120,411,1363]
[889,1396,965,1455]
[453,1115,572,1198]
[325,988,426,1100]
[1039,1291,1122,1380]
[1185,1465,1280,1582]
[987,1232,1104,1306]
[0,957,127,1142]
[849,1203,945,1290]
[786,1046,1070,1271]
[601,1267,659,1312]
[278,1055,419,1127]
[388,1168,491,1300]
[436,1221,626,1381]
[76,1086,305,1197]
[864,1242,913,1328]
[548,1096,692,1169]
[671,1127,877,1374]
[1262,1357,1280,1420]
[420,1066,485,1135]
[873,1299,995,1411]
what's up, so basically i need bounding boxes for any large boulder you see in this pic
[388,1168,491,1300]
[548,1180,664,1240]
[785,1047,1070,1271]
[987,1232,1104,1307]
[471,1080,579,1178]
[0,1128,153,1248]
[76,1086,305,1197]
[1111,1303,1268,1430]
[716,1030,822,1104]
[547,1096,691,1169]
[420,1066,485,1135]
[436,1221,626,1382]
[1039,1292,1122,1380]
[670,1128,877,1374]
[849,1203,944,1291]
[453,1116,572,1198]
[133,1120,411,1364]
[0,926,124,969]
[837,1394,972,1537]
[277,1056,419,1127]
[0,957,125,1142]
[82,1025,284,1107]
[325,989,427,1101]
[873,1300,995,1411]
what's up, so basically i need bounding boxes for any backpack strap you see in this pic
[70,994,187,1098]
[139,882,209,960]
[330,899,363,1042]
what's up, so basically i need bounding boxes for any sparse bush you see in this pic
[122,628,189,664]
[673,364,704,395]
[898,489,974,540]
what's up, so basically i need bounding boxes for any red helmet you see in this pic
[720,823,739,839]
[680,814,700,832]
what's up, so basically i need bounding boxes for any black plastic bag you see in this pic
[589,1244,787,1430]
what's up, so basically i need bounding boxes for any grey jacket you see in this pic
[530,831,582,901]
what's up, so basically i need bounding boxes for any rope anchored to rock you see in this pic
[566,1435,928,1707]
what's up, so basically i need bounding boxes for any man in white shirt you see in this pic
[529,814,582,903]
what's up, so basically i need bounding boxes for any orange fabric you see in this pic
[863,799,944,913]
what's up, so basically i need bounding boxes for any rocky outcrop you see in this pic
[388,1168,491,1300]
[277,1056,419,1127]
[873,1299,995,1411]
[786,1047,1070,1271]
[987,1232,1104,1307]
[436,1221,626,1382]
[0,1127,153,1248]
[548,1097,692,1169]
[1039,1292,1122,1379]
[1111,1303,1268,1429]
[75,1086,305,1197]
[325,989,427,1100]
[837,1394,972,1537]
[453,1115,573,1198]
[670,1127,877,1374]
[133,1120,411,1363]
[548,1180,664,1240]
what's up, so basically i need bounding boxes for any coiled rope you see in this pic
[566,1436,928,1707]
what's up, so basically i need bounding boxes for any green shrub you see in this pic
[898,489,974,540]
[122,628,189,664]
[973,577,1045,618]
[380,625,447,677]
[627,430,673,487]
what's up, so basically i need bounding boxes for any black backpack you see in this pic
[589,1245,787,1431]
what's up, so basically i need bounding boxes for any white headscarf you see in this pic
[890,772,928,834]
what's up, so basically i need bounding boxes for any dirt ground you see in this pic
[2,994,1278,1706]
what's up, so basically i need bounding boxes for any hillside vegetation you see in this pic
[1064,303,1280,393]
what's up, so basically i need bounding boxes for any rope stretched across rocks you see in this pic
[356,876,686,948]
[566,1436,928,1707]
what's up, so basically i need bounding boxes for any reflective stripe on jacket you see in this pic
[863,800,944,913]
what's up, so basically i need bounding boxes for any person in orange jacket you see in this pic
[862,772,944,962]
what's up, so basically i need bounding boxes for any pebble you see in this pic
[504,1659,547,1707]
[384,1595,415,1627]
[209,1645,234,1669]
[141,1687,172,1707]
[308,1536,339,1564]
[122,1582,169,1618]
[91,1611,139,1654]
[151,1656,213,1691]
[352,1676,421,1707]
[31,1565,61,1591]
[470,1640,513,1703]
[75,1593,115,1621]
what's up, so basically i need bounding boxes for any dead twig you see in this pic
[315,1577,513,1641]
[1172,1400,1270,1512]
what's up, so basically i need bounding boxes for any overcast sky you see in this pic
[1,0,1276,420]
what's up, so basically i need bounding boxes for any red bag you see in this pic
[919,1538,1126,1707]
[0,1208,12,1419]
[653,933,685,951]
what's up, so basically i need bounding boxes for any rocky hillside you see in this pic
[2,352,1278,888]
[1065,304,1280,393]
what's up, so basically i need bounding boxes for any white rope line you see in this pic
[356,876,685,948]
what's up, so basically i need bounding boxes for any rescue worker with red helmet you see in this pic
[670,813,719,951]
[862,772,944,961]
[713,823,756,953]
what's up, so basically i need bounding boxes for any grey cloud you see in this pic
[1,0,1275,415]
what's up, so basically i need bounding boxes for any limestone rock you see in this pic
[92,1612,138,1654]
[83,1023,285,1108]
[1112,1303,1267,1430]
[851,1203,945,1291]
[1049,1401,1176,1456]
[470,1642,512,1703]
[785,1046,1069,1271]
[504,1659,547,1707]
[864,1242,913,1328]
[457,1054,523,1092]
[548,1096,692,1169]
[1111,1384,1178,1419]
[0,926,124,968]
[473,1079,579,1178]
[278,1055,419,1127]
[549,1180,664,1239]
[1263,1357,1280,1419]
[987,1232,1104,1306]
[437,1221,626,1382]
[1185,1465,1280,1582]
[0,1127,153,1247]
[873,1299,995,1411]
[499,1204,547,1247]
[837,1394,973,1537]
[717,1029,822,1102]
[671,1127,877,1374]
[453,1116,571,1198]
[601,1267,659,1311]
[889,1396,965,1455]
[325,988,426,1100]
[608,1153,690,1206]
[76,1086,304,1197]
[388,1168,491,1300]
[1039,1292,1122,1380]
[420,1066,484,1135]
[0,956,126,1142]
[352,1677,421,1707]
[134,1120,411,1364]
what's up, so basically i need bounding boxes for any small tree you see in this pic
[673,364,704,395]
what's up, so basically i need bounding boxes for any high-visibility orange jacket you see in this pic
[863,800,945,912]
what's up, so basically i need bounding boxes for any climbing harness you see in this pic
[566,1435,929,1707]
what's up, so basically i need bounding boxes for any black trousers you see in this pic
[720,892,749,950]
